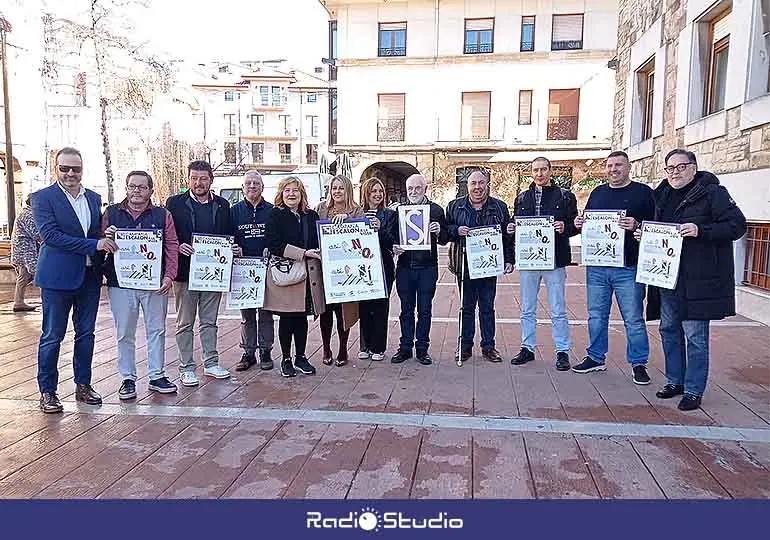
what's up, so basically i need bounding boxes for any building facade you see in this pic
[613,0,770,323]
[191,62,330,176]
[319,0,619,206]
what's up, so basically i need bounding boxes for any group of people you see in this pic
[26,145,745,415]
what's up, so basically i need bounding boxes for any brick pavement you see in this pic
[0,263,768,499]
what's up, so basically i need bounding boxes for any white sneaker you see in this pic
[358,350,371,360]
[180,371,199,387]
[371,353,385,362]
[204,365,231,379]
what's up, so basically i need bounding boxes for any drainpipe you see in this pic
[433,0,440,168]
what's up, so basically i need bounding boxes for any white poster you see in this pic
[397,204,431,251]
[189,233,234,292]
[465,225,505,280]
[226,257,267,310]
[113,229,163,290]
[318,219,387,304]
[515,216,555,271]
[581,210,626,267]
[635,221,683,290]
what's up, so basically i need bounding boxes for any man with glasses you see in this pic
[230,171,274,371]
[637,149,745,411]
[32,147,118,413]
[102,171,180,399]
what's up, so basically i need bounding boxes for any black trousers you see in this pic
[278,313,308,359]
[359,297,390,354]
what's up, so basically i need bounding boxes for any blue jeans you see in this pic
[37,268,102,393]
[586,266,649,365]
[396,265,438,353]
[659,292,711,396]
[519,267,570,352]
[458,276,497,350]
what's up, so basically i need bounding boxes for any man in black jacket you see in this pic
[166,160,234,387]
[446,171,514,363]
[391,173,449,365]
[508,157,579,371]
[230,171,274,372]
[639,149,746,411]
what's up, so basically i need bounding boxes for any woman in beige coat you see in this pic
[264,176,324,378]
[315,174,364,366]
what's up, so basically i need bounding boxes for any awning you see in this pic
[487,149,611,163]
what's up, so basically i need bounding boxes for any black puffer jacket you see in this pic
[646,170,746,321]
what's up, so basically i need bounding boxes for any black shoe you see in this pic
[235,353,257,372]
[118,379,137,400]
[571,356,605,374]
[555,352,572,371]
[75,384,102,405]
[148,377,177,394]
[656,384,684,399]
[259,350,274,371]
[391,349,412,364]
[39,392,63,414]
[482,348,503,363]
[510,347,535,365]
[294,355,317,375]
[280,358,296,378]
[632,365,651,385]
[416,350,433,365]
[677,393,702,411]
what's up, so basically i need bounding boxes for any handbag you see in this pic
[269,255,307,287]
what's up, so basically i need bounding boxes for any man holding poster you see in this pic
[447,171,513,363]
[572,151,655,385]
[102,171,180,399]
[508,157,578,371]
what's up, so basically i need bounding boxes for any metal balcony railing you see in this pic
[464,42,493,54]
[378,47,406,57]
[547,115,579,140]
[520,40,534,52]
[551,39,583,51]
[280,153,292,164]
[377,118,405,142]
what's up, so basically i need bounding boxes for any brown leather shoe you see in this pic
[39,392,63,413]
[482,348,503,363]
[75,384,102,405]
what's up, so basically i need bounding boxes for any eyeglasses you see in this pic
[664,163,695,174]
[58,165,82,174]
[127,184,150,192]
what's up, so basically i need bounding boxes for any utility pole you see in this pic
[0,16,15,232]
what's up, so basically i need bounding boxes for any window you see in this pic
[744,222,770,290]
[636,57,655,141]
[306,144,318,165]
[271,86,282,107]
[224,114,237,136]
[377,94,405,142]
[250,114,264,135]
[379,22,407,56]
[251,142,264,163]
[461,91,491,140]
[218,65,229,73]
[551,14,584,50]
[464,18,494,54]
[259,86,269,106]
[307,93,317,103]
[224,142,237,163]
[518,90,533,125]
[307,115,319,137]
[279,143,292,163]
[224,91,235,102]
[521,16,535,52]
[279,115,291,136]
[547,89,580,140]
[705,10,731,116]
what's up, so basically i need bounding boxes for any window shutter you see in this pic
[465,18,494,31]
[552,14,583,41]
[712,11,731,43]
[378,94,405,119]
[462,92,490,138]
[518,90,533,125]
[380,22,406,31]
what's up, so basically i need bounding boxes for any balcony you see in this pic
[377,118,405,142]
[378,47,406,57]
[547,115,579,140]
[551,40,583,51]
[280,153,292,164]
[520,41,534,52]
[464,42,493,54]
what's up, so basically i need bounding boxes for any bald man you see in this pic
[391,174,449,365]
[230,171,275,371]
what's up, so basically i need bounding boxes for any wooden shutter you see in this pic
[380,22,406,31]
[552,14,583,41]
[518,90,533,125]
[465,18,493,31]
[462,92,490,139]
[712,10,731,43]
[378,94,405,119]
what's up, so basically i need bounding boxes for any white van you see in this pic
[215,171,332,208]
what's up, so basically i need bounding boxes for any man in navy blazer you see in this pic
[32,147,117,413]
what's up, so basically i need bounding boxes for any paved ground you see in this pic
[0,259,768,499]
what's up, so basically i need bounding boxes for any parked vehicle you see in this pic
[215,171,332,208]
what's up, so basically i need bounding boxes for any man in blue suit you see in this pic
[32,147,117,413]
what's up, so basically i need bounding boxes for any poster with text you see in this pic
[465,225,505,280]
[189,233,234,292]
[397,204,431,250]
[635,221,683,289]
[581,210,626,267]
[114,229,163,290]
[226,257,266,310]
[318,219,387,304]
[515,216,555,271]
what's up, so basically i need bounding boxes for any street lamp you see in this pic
[0,15,15,232]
